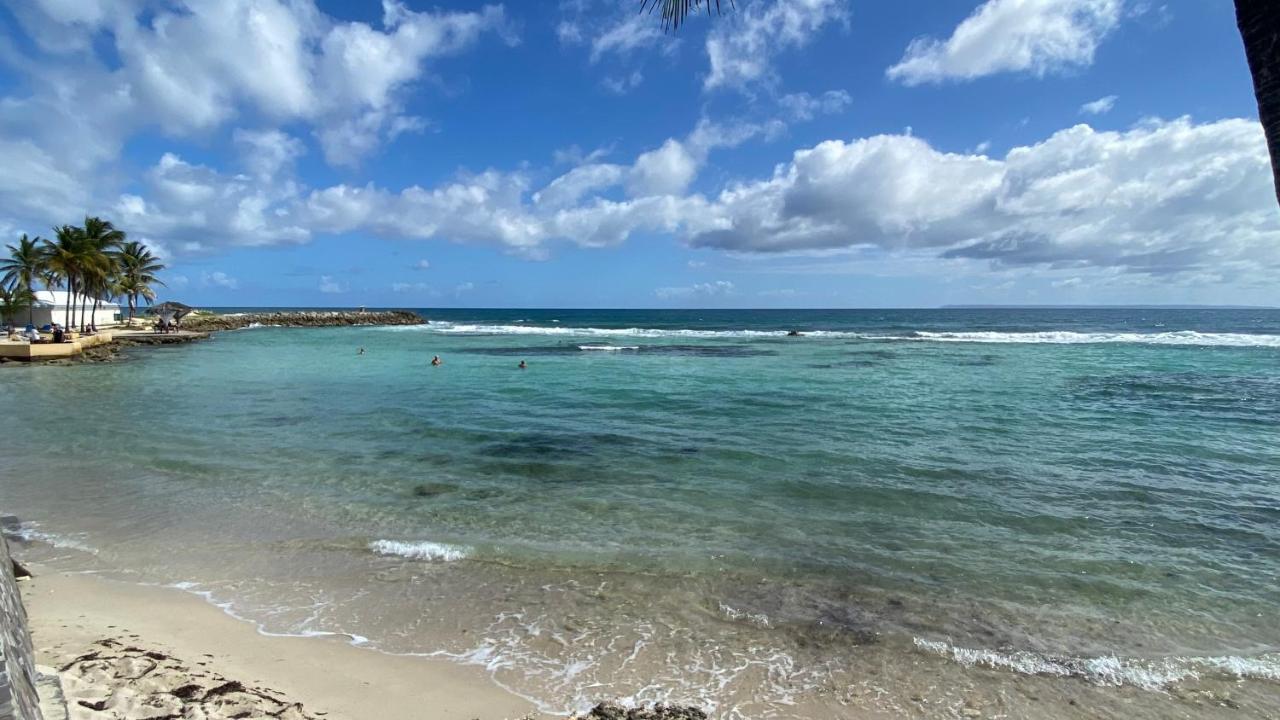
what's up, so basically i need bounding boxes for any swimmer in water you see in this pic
[358,347,365,355]
[431,355,442,366]
[518,360,527,369]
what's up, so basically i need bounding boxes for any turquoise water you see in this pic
[2,309,1279,718]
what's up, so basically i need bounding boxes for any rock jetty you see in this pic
[179,310,425,332]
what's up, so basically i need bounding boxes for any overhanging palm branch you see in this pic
[1235,0,1280,207]
[641,0,732,31]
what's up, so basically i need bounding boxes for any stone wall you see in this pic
[178,310,425,332]
[0,535,42,720]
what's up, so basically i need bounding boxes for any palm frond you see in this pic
[640,0,732,31]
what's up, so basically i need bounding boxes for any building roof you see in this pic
[33,290,120,309]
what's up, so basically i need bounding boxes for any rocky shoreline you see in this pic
[178,310,425,332]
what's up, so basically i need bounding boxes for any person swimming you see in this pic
[518,360,527,369]
[358,347,365,355]
[431,355,442,366]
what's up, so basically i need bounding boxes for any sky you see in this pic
[0,0,1276,308]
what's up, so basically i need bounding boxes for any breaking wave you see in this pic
[872,331,1280,347]
[379,323,1280,346]
[914,638,1280,691]
[5,521,98,555]
[369,539,471,562]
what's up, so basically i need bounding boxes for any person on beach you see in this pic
[52,324,64,343]
[518,360,527,369]
[431,355,442,366]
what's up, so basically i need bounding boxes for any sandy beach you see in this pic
[20,571,540,720]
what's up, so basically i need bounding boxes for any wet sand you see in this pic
[21,571,540,720]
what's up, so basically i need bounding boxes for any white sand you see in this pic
[21,572,541,720]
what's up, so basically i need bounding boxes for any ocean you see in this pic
[2,308,1278,718]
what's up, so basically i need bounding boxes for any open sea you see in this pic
[2,308,1278,718]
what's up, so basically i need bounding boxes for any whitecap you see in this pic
[876,331,1280,347]
[369,539,471,562]
[913,637,1280,691]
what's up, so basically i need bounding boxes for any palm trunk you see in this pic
[64,281,74,328]
[92,297,100,329]
[1236,0,1280,207]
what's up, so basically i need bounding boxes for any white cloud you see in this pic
[887,0,1122,85]
[686,117,1280,279]
[589,14,666,62]
[202,271,239,290]
[655,280,735,300]
[77,115,1280,288]
[778,90,852,121]
[412,259,431,270]
[318,275,346,293]
[628,140,700,197]
[234,129,305,179]
[534,163,627,208]
[704,0,846,91]
[5,0,512,179]
[602,70,645,95]
[392,281,434,295]
[1080,95,1118,115]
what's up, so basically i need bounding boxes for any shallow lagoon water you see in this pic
[2,309,1278,718]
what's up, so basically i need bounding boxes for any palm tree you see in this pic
[42,225,83,329]
[1,234,45,325]
[75,217,126,331]
[1235,0,1280,207]
[117,241,166,321]
[0,285,34,331]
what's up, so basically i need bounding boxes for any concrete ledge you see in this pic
[0,333,114,362]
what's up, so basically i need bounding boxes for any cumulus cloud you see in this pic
[887,0,1122,85]
[60,113,1280,287]
[686,117,1280,279]
[1080,95,1118,115]
[655,280,735,300]
[202,271,239,290]
[705,0,847,91]
[3,0,512,181]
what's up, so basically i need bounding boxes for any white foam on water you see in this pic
[718,603,772,628]
[874,331,1280,347]
[163,581,370,645]
[376,322,1280,346]
[913,638,1280,691]
[8,522,99,555]
[369,539,471,562]
[577,345,641,351]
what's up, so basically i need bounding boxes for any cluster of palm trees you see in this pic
[0,216,166,331]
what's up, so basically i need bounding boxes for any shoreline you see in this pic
[20,570,542,720]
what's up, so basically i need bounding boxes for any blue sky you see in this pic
[0,0,1275,308]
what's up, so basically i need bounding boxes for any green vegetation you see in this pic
[1,217,166,331]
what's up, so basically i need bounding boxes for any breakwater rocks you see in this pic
[0,534,41,720]
[179,310,425,332]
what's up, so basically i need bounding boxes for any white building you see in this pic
[25,290,122,329]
